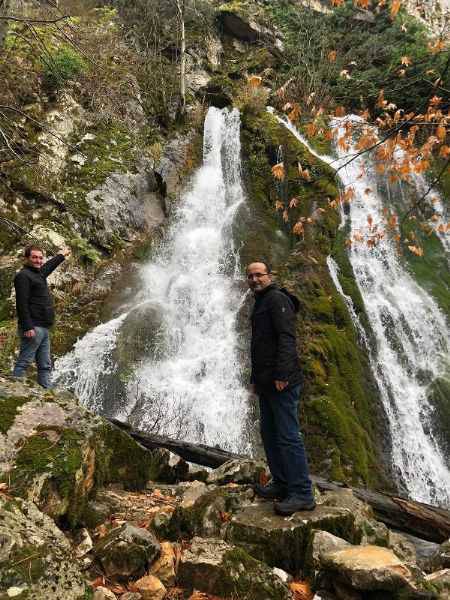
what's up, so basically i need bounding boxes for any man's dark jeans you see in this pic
[258,383,313,499]
[12,326,52,388]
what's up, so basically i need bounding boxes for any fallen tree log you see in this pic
[109,418,450,543]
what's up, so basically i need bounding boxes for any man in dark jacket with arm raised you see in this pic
[12,244,70,388]
[247,260,315,515]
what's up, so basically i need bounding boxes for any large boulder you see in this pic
[0,377,160,528]
[226,500,357,573]
[0,496,88,599]
[321,545,419,595]
[178,536,291,599]
[94,523,160,581]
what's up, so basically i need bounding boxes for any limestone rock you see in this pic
[149,541,176,586]
[207,458,267,485]
[321,545,416,592]
[94,523,160,581]
[429,539,450,572]
[388,530,418,565]
[0,496,88,599]
[167,483,254,540]
[120,594,143,600]
[309,530,352,570]
[227,500,356,573]
[134,575,166,600]
[178,536,291,599]
[93,587,117,600]
[85,163,165,248]
[0,376,159,528]
[149,448,189,484]
[425,569,450,599]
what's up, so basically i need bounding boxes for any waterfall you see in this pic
[54,107,250,452]
[274,111,450,506]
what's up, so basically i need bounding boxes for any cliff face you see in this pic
[1,0,448,490]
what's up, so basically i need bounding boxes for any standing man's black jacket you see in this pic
[250,284,302,389]
[14,255,65,331]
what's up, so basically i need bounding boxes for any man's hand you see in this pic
[274,380,288,392]
[24,329,36,338]
[59,247,71,258]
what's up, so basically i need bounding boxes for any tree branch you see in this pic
[0,15,70,24]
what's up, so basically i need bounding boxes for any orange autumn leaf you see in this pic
[282,209,289,222]
[335,106,346,117]
[328,50,337,62]
[275,200,284,211]
[355,0,370,7]
[272,162,285,180]
[342,187,355,203]
[367,214,374,228]
[345,238,353,247]
[288,103,301,123]
[439,145,450,158]
[289,580,314,600]
[248,75,262,88]
[305,122,317,138]
[436,125,446,141]
[364,187,372,195]
[408,245,424,257]
[400,56,411,66]
[330,0,344,6]
[390,0,401,19]
[293,221,305,236]
[289,197,299,208]
[259,470,269,486]
[376,89,386,108]
[428,39,446,54]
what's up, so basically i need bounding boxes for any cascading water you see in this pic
[274,111,450,506]
[54,107,250,452]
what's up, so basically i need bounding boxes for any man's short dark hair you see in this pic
[24,245,44,258]
[247,260,271,274]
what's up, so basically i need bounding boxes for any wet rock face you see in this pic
[0,377,160,528]
[178,536,291,600]
[0,496,88,599]
[94,523,161,581]
[226,500,357,574]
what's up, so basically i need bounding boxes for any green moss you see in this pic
[9,428,85,527]
[0,396,30,434]
[96,424,156,491]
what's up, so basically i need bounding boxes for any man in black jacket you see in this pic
[247,261,315,515]
[12,244,70,388]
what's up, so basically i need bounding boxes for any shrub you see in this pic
[43,47,86,90]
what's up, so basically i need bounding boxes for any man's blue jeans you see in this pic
[258,383,313,499]
[12,326,52,388]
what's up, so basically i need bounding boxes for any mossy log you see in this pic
[109,418,450,544]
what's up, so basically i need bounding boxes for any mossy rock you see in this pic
[178,536,291,600]
[226,500,357,575]
[0,496,89,599]
[0,376,161,529]
[240,111,388,487]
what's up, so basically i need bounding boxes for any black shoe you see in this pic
[254,482,287,500]
[274,495,316,516]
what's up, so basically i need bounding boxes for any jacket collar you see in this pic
[24,265,40,273]
[254,283,277,298]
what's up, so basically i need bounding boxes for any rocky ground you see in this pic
[1,376,450,600]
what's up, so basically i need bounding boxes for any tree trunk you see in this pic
[109,417,450,544]
[0,0,11,49]
[175,0,186,116]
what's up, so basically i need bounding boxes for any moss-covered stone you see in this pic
[226,501,357,575]
[0,377,159,529]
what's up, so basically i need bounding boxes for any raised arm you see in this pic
[40,253,66,278]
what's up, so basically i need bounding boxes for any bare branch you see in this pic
[0,14,70,24]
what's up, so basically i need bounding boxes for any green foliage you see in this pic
[268,0,449,115]
[70,236,101,264]
[42,47,86,90]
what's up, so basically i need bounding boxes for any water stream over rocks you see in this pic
[274,111,450,507]
[54,107,251,452]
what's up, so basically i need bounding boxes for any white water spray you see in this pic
[275,111,450,505]
[55,107,250,452]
